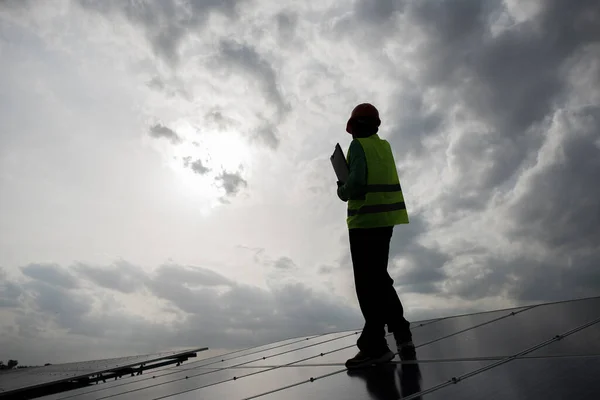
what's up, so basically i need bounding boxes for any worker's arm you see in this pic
[337,140,367,202]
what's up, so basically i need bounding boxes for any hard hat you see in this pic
[346,103,381,133]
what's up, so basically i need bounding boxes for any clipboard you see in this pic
[330,143,349,183]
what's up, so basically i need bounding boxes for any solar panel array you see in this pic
[3,296,600,399]
[0,348,206,399]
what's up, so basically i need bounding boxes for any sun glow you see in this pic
[168,124,254,209]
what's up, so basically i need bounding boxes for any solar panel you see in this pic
[249,361,493,400]
[294,306,534,366]
[40,332,355,400]
[252,357,600,400]
[409,296,600,361]
[6,296,599,399]
[29,334,322,400]
[0,348,206,399]
[407,356,600,400]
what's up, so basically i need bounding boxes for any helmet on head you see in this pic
[346,103,381,134]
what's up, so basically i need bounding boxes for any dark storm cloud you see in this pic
[191,160,210,175]
[154,264,234,287]
[384,83,445,158]
[336,0,600,304]
[393,0,598,195]
[214,40,290,148]
[204,109,237,131]
[275,11,298,43]
[147,76,166,91]
[352,0,406,25]
[161,281,363,349]
[430,109,600,303]
[148,123,182,144]
[74,1,287,148]
[451,242,600,305]
[217,39,289,116]
[183,156,210,175]
[24,280,95,335]
[146,76,191,99]
[20,263,79,289]
[76,0,246,66]
[509,108,600,253]
[387,216,449,294]
[508,251,600,303]
[318,265,335,274]
[0,269,22,308]
[252,121,280,149]
[342,0,599,196]
[3,259,364,364]
[73,260,146,293]
[215,171,248,196]
[501,107,600,302]
[273,256,297,270]
[391,245,448,294]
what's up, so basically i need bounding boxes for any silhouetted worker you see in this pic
[337,103,416,369]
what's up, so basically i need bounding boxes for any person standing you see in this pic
[336,103,416,369]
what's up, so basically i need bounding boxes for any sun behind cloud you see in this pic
[166,121,254,209]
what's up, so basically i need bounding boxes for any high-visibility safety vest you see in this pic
[346,135,409,229]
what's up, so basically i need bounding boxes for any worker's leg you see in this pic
[382,229,412,343]
[362,226,411,342]
[349,227,390,354]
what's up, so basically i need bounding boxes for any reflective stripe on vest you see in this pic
[347,201,406,217]
[346,135,409,229]
[366,184,402,192]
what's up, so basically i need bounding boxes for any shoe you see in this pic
[396,340,417,361]
[345,349,395,370]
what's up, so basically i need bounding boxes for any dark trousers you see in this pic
[349,226,412,354]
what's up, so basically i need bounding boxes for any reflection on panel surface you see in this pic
[254,357,600,400]
[415,297,600,360]
[256,361,492,400]
[206,331,355,369]
[526,320,600,357]
[105,366,343,400]
[424,356,600,400]
[295,307,531,366]
[242,332,359,367]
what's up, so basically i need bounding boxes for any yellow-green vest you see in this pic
[346,135,409,229]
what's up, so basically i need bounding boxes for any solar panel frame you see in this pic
[0,348,207,399]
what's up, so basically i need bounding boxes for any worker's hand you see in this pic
[336,182,348,202]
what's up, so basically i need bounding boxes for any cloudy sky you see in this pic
[0,0,599,366]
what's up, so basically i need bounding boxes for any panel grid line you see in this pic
[145,319,446,400]
[234,353,600,368]
[241,315,600,400]
[145,306,531,399]
[237,306,536,400]
[47,306,525,399]
[43,297,600,400]
[400,315,600,400]
[0,348,207,398]
[94,331,363,400]
[411,305,537,350]
[241,368,348,400]
[53,333,333,399]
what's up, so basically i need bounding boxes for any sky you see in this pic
[0,0,599,366]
